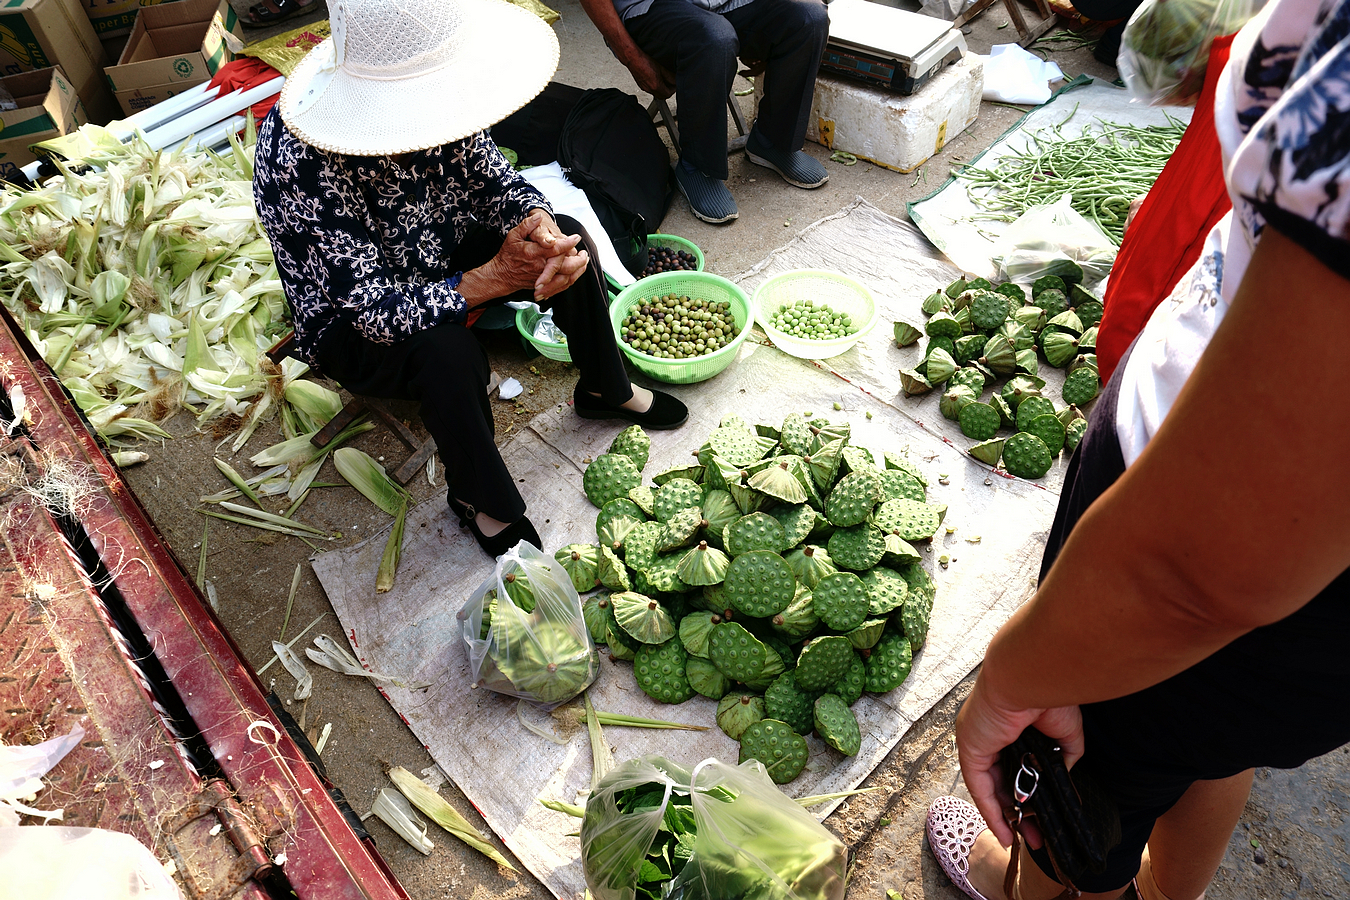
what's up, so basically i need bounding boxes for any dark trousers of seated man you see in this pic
[625,0,828,180]
[315,215,630,525]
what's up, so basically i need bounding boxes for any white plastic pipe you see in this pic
[143,76,284,151]
[111,81,218,139]
[179,114,247,154]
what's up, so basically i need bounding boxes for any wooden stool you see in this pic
[955,0,1058,46]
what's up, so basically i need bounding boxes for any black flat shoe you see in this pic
[573,387,689,430]
[448,498,542,558]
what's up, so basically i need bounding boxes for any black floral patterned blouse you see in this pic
[252,106,549,369]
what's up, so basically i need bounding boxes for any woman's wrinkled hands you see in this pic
[524,212,590,302]
[461,210,589,306]
[955,675,1084,847]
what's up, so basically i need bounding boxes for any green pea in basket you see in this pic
[611,271,753,384]
[752,269,878,360]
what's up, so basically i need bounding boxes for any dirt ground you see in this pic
[113,2,1350,898]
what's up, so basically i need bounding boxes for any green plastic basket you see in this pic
[643,234,705,273]
[611,271,753,384]
[753,269,878,360]
[515,306,572,362]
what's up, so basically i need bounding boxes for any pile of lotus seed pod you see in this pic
[553,413,944,784]
[893,272,1104,479]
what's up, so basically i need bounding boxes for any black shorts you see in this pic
[1024,344,1350,891]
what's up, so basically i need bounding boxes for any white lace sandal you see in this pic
[926,795,993,900]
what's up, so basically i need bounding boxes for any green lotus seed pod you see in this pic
[1026,414,1067,456]
[1062,366,1101,407]
[679,610,721,658]
[717,693,766,740]
[1013,305,1046,332]
[1031,275,1067,299]
[979,334,1017,377]
[893,321,923,347]
[872,498,942,541]
[812,571,870,631]
[771,585,819,640]
[608,424,651,472]
[783,544,837,589]
[827,524,887,571]
[795,635,855,691]
[597,544,631,591]
[939,384,978,421]
[724,550,796,618]
[864,630,914,692]
[583,592,612,644]
[1078,325,1098,351]
[709,621,772,682]
[634,639,693,704]
[925,311,962,340]
[970,289,1010,332]
[1002,432,1054,479]
[845,618,889,650]
[959,402,1001,441]
[557,543,601,593]
[1042,330,1079,368]
[583,453,642,508]
[676,540,730,586]
[1065,417,1089,453]
[685,656,730,699]
[923,290,953,314]
[770,503,817,548]
[738,718,809,783]
[652,463,705,486]
[944,276,969,299]
[612,591,677,644]
[814,693,862,755]
[1046,309,1084,336]
[995,282,1027,305]
[967,437,1005,466]
[899,367,934,397]
[1015,396,1057,433]
[924,347,958,385]
[765,671,821,734]
[1075,300,1104,329]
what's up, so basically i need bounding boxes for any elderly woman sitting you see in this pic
[252,0,686,559]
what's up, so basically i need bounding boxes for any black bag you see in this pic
[556,88,674,276]
[491,82,585,168]
[999,726,1122,898]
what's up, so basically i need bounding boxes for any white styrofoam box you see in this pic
[755,56,984,174]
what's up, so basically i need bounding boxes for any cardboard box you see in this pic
[0,66,88,180]
[104,0,242,117]
[83,0,184,39]
[0,0,118,125]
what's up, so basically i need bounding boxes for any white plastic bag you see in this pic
[458,542,598,708]
[0,826,184,899]
[978,44,1065,105]
[996,194,1117,286]
[580,756,847,900]
[1119,0,1265,106]
[1,725,83,825]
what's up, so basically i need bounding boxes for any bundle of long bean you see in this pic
[956,111,1186,245]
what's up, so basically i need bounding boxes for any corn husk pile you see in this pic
[0,121,300,450]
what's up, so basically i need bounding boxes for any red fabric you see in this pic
[1096,35,1235,384]
[206,57,284,123]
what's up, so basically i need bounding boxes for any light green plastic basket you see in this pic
[611,271,753,384]
[515,306,572,362]
[752,269,878,360]
[643,234,705,273]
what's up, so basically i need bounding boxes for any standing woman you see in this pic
[253,0,687,559]
[925,0,1350,896]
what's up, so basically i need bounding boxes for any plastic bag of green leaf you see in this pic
[1118,0,1264,106]
[459,542,599,708]
[581,756,847,900]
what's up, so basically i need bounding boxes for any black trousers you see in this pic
[1024,342,1350,891]
[315,215,631,522]
[625,0,828,180]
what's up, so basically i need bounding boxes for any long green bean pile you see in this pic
[956,110,1186,245]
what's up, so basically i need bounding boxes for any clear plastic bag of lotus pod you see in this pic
[459,543,598,709]
[580,755,847,900]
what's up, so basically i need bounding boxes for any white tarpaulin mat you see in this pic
[909,80,1192,280]
[312,199,1063,899]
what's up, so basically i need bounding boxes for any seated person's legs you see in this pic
[625,0,741,223]
[544,215,688,429]
[316,320,540,556]
[725,0,829,189]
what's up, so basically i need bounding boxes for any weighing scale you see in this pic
[823,0,968,95]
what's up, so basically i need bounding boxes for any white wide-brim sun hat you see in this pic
[279,0,560,156]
